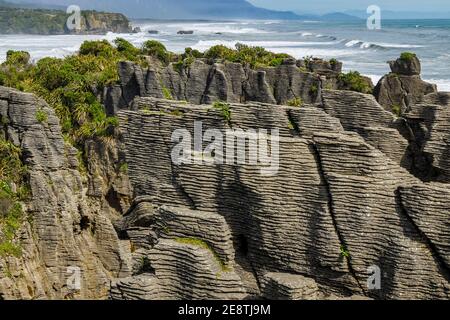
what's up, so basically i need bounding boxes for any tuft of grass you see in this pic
[119,162,128,174]
[340,245,351,258]
[399,52,416,62]
[174,237,230,271]
[162,87,174,100]
[391,104,402,117]
[287,97,303,107]
[35,107,48,124]
[213,101,232,126]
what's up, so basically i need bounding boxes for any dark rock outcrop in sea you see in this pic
[0,54,449,300]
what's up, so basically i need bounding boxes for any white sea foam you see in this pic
[135,22,269,35]
[424,79,450,92]
[192,40,338,50]
[345,39,425,50]
[192,40,357,58]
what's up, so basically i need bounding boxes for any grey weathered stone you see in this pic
[114,96,449,299]
[261,273,321,300]
[0,86,132,299]
[374,56,437,111]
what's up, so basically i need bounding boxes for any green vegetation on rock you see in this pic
[35,108,48,124]
[174,237,230,271]
[143,40,172,65]
[213,101,232,126]
[400,52,417,62]
[162,87,174,100]
[340,244,351,258]
[338,71,373,94]
[391,104,402,117]
[0,39,150,147]
[0,137,28,258]
[287,97,303,107]
[204,43,292,68]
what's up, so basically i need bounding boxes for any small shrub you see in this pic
[400,52,416,62]
[340,245,351,258]
[310,84,319,96]
[35,108,48,124]
[391,104,402,117]
[184,47,203,59]
[204,43,292,69]
[329,58,338,66]
[287,97,303,107]
[213,101,231,125]
[204,44,235,60]
[338,71,372,94]
[119,163,128,174]
[142,40,170,64]
[79,40,114,57]
[6,50,30,66]
[162,87,173,100]
[114,38,140,59]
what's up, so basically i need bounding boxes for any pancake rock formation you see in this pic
[0,53,449,300]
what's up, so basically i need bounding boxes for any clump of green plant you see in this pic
[310,84,319,96]
[142,40,171,64]
[303,55,314,68]
[399,52,417,62]
[162,86,173,100]
[0,39,151,146]
[338,71,372,94]
[114,38,141,60]
[79,40,115,58]
[6,50,30,66]
[204,43,291,68]
[329,58,338,66]
[173,47,204,73]
[0,137,28,258]
[340,244,351,258]
[391,104,402,117]
[213,101,231,125]
[118,162,128,174]
[35,107,48,124]
[0,50,33,90]
[175,237,230,271]
[170,109,184,117]
[287,97,303,107]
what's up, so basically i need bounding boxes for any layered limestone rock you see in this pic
[260,273,321,300]
[374,55,437,113]
[113,201,246,300]
[321,90,410,166]
[0,86,132,299]
[111,96,449,300]
[403,98,450,181]
[1,53,450,300]
[103,59,322,114]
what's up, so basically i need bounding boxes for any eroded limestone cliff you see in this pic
[0,54,449,300]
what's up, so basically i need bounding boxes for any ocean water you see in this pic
[1,19,450,91]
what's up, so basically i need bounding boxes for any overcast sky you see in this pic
[248,0,450,14]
